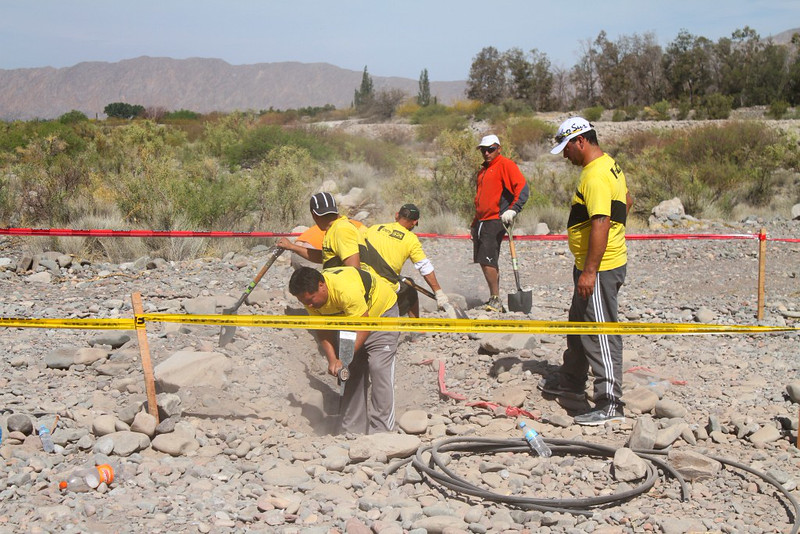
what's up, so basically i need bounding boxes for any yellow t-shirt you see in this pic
[364,222,426,275]
[306,266,397,318]
[296,220,364,250]
[322,215,362,267]
[567,153,628,271]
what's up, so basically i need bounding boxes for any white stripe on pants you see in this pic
[340,304,400,434]
[562,264,626,413]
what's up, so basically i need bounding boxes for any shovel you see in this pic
[218,246,285,346]
[503,222,532,313]
[400,277,469,319]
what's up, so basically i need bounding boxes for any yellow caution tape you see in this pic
[1,314,797,335]
[139,313,799,336]
[0,317,136,330]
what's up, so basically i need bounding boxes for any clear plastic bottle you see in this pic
[518,421,552,458]
[59,464,117,492]
[38,424,54,453]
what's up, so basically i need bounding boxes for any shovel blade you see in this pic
[508,290,532,314]
[218,307,237,347]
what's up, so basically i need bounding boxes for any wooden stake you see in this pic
[757,227,766,321]
[131,292,159,423]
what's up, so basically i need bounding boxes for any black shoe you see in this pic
[574,407,625,426]
[537,375,586,401]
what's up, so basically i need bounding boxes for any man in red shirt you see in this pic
[472,134,530,312]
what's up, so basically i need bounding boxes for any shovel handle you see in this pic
[232,247,284,309]
[504,223,524,292]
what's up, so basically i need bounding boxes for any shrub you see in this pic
[676,99,691,120]
[697,93,733,120]
[582,106,604,122]
[614,121,796,217]
[224,124,335,167]
[623,106,640,121]
[59,110,89,124]
[428,130,482,222]
[414,107,468,143]
[766,100,789,120]
[504,117,556,160]
[612,110,626,122]
[164,109,201,120]
[641,101,670,121]
[249,145,320,228]
[652,100,671,120]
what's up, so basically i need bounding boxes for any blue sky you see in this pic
[1,1,798,80]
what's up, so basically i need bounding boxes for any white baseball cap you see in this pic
[550,117,594,154]
[477,134,500,148]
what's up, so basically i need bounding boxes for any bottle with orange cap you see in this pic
[58,464,118,492]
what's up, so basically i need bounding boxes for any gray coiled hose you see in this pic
[385,436,799,533]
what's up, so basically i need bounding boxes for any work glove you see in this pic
[434,289,450,310]
[501,209,517,225]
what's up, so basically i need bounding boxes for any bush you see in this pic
[428,130,482,222]
[652,100,670,120]
[614,121,796,217]
[611,110,626,122]
[582,106,604,122]
[676,99,691,120]
[766,100,789,120]
[504,117,556,160]
[697,93,733,120]
[224,124,335,167]
[59,110,89,124]
[249,145,320,228]
[623,106,640,121]
[164,109,201,120]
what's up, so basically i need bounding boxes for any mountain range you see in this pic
[0,56,468,121]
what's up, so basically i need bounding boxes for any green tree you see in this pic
[571,39,599,107]
[663,30,713,106]
[417,68,431,107]
[466,46,506,104]
[353,66,374,111]
[104,102,145,119]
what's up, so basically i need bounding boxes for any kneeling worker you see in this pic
[288,266,399,435]
[363,203,449,317]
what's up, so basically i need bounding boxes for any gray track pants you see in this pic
[341,304,400,434]
[561,264,627,412]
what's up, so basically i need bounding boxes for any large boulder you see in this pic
[154,351,231,392]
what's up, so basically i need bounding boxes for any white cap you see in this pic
[550,117,594,154]
[477,134,500,148]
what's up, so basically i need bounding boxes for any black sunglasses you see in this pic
[479,145,498,154]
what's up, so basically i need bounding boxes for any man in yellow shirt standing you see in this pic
[363,203,449,318]
[289,266,400,434]
[539,117,633,426]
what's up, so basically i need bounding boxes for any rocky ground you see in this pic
[0,213,799,534]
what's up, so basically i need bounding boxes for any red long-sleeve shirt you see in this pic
[473,154,530,224]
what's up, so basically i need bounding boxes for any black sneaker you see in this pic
[485,295,505,313]
[537,375,586,401]
[574,407,625,426]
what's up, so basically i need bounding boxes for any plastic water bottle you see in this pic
[38,424,54,453]
[59,464,117,492]
[519,421,552,458]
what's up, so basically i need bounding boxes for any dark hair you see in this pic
[289,267,323,296]
[576,129,599,146]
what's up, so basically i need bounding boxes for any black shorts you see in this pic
[472,219,506,268]
[396,282,419,316]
